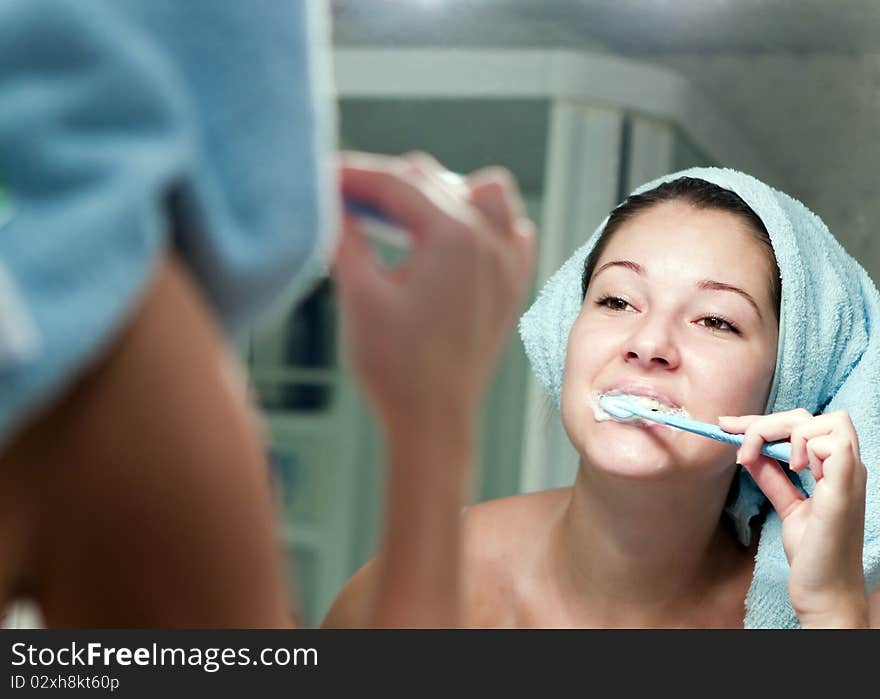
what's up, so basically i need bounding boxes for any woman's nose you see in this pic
[623,320,681,370]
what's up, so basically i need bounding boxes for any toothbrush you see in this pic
[598,394,792,464]
[342,169,467,251]
[343,196,411,251]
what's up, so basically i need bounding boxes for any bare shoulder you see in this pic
[320,557,378,628]
[321,488,571,628]
[460,488,570,627]
[462,487,570,557]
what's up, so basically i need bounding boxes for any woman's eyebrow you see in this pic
[697,280,762,320]
[593,260,643,277]
[593,262,764,321]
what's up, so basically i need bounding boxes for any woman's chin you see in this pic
[579,428,681,478]
[578,424,735,479]
[587,453,675,479]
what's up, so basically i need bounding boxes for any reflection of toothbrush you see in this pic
[598,394,792,464]
[343,196,411,250]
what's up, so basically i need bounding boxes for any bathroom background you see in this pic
[267,0,880,626]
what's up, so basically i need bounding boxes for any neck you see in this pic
[552,460,751,625]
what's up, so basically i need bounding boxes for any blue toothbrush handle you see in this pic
[757,440,792,464]
[647,413,792,464]
[343,197,397,226]
[342,196,411,250]
[710,428,791,463]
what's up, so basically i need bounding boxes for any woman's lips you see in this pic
[588,387,691,426]
[600,384,681,410]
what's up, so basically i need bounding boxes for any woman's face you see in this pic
[561,200,779,478]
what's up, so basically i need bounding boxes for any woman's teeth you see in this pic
[588,390,691,424]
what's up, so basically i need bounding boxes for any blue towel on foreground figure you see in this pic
[519,167,879,628]
[0,1,336,450]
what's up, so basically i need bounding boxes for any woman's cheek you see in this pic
[692,347,768,416]
[686,350,744,414]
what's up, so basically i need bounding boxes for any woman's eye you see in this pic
[597,296,632,312]
[697,316,739,334]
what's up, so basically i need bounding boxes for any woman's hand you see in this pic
[330,152,535,627]
[332,151,535,431]
[718,410,869,628]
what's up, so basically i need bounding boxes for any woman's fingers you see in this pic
[332,212,392,310]
[718,409,812,438]
[804,435,832,481]
[339,152,471,239]
[740,453,806,519]
[790,411,860,455]
[719,409,812,465]
[402,154,528,242]
[722,408,867,623]
[808,436,868,494]
[720,410,864,491]
[466,167,523,235]
[403,151,467,189]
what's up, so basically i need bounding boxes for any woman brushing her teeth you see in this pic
[325,172,879,629]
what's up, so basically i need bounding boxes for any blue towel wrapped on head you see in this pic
[519,167,880,628]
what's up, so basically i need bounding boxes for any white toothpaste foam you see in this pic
[588,390,691,425]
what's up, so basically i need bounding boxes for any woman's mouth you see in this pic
[588,389,691,425]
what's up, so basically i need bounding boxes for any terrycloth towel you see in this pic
[519,167,880,628]
[0,0,336,450]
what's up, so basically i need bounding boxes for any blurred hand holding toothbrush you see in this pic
[334,151,535,422]
[327,150,536,626]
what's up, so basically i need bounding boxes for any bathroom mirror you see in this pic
[255,0,880,626]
